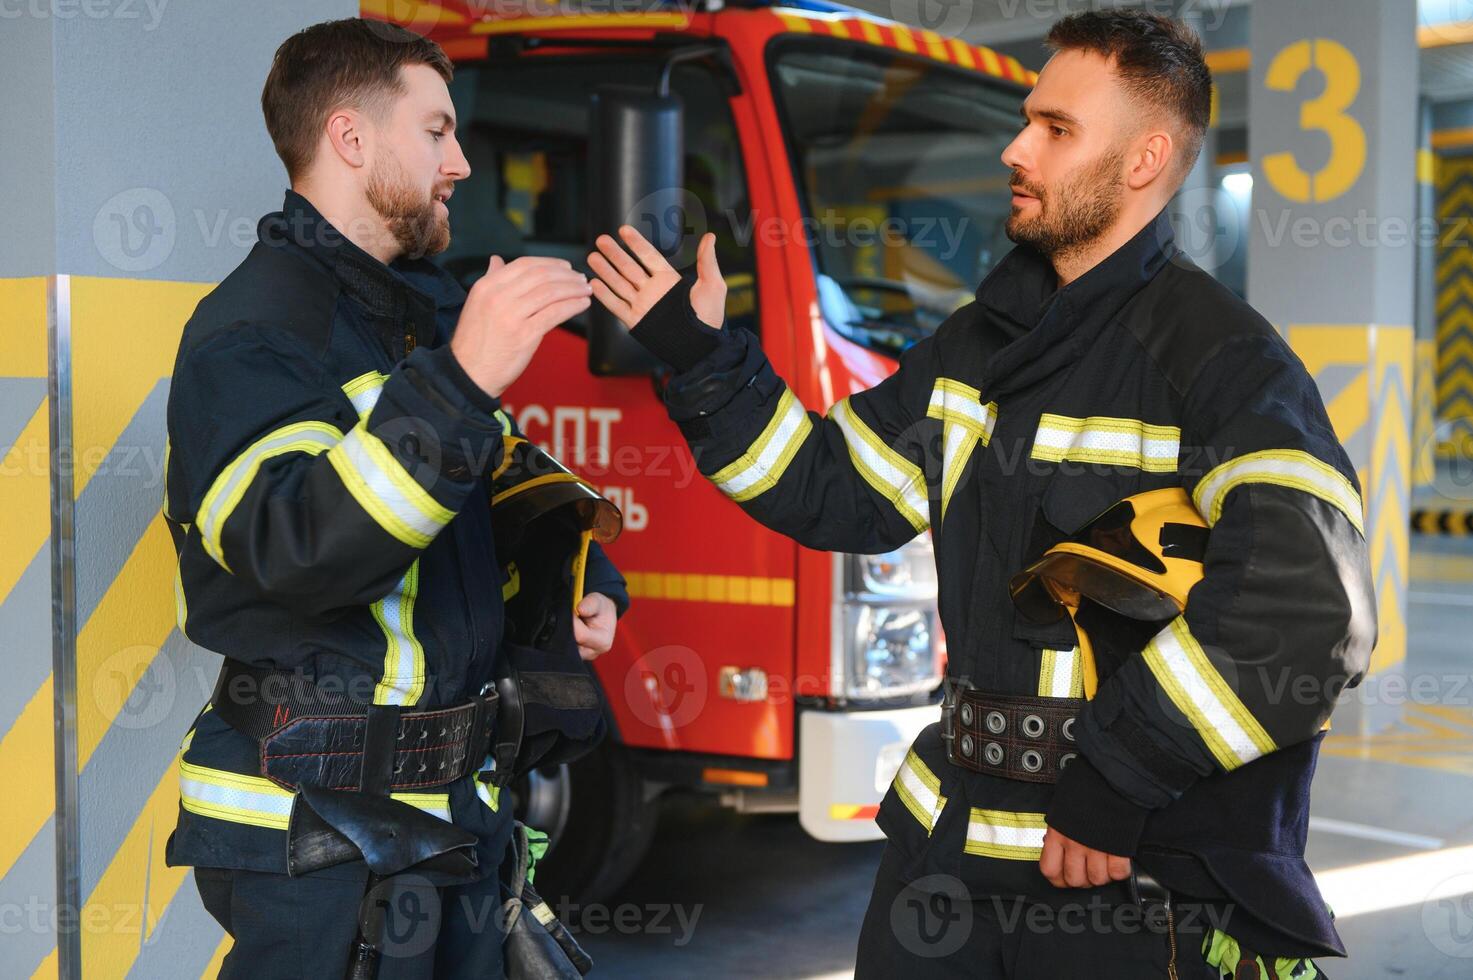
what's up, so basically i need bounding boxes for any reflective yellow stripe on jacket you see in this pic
[327,420,455,549]
[965,808,1048,860]
[1142,617,1276,770]
[197,421,343,571]
[1037,647,1084,699]
[1193,448,1364,535]
[831,397,929,533]
[893,748,947,835]
[179,759,451,830]
[1031,414,1180,472]
[710,387,813,503]
[926,378,997,524]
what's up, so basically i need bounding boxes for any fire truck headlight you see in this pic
[854,536,937,597]
[844,603,938,700]
[836,535,942,702]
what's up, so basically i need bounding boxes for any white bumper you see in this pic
[797,704,937,842]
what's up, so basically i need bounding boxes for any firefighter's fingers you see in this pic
[1039,829,1065,887]
[595,233,650,286]
[577,592,615,623]
[503,266,589,301]
[483,255,570,289]
[1107,854,1131,882]
[1062,839,1089,888]
[695,232,721,283]
[590,279,637,328]
[527,295,592,335]
[518,278,593,318]
[1085,849,1112,887]
[618,224,674,277]
[573,607,614,659]
[587,252,637,305]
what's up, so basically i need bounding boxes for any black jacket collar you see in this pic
[257,190,466,355]
[975,207,1176,398]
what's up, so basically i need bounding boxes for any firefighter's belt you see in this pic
[941,685,1085,784]
[210,659,498,793]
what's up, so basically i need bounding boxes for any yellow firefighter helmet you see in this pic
[1009,487,1209,698]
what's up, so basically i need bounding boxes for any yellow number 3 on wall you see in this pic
[1262,39,1367,204]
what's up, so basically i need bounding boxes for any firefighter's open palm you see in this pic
[589,225,727,330]
[451,255,592,398]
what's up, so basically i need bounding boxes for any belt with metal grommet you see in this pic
[209,659,498,793]
[942,687,1085,784]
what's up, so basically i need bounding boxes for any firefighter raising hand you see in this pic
[589,225,727,330]
[451,255,593,398]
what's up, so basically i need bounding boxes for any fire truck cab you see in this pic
[365,0,1033,900]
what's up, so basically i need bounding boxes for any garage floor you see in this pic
[574,531,1473,979]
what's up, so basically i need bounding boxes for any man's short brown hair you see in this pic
[1045,10,1212,179]
[261,19,453,182]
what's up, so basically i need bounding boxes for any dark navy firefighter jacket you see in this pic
[161,190,628,876]
[629,208,1376,958]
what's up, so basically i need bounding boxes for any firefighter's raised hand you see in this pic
[451,255,593,398]
[1039,826,1131,888]
[588,226,727,330]
[574,592,618,661]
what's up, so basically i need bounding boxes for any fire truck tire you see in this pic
[519,738,658,908]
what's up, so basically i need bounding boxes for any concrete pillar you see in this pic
[0,4,353,978]
[1248,0,1417,733]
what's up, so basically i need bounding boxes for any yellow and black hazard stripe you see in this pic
[768,8,1038,86]
[1411,507,1473,535]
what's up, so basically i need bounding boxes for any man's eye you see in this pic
[429,130,444,141]
[1050,126,1068,137]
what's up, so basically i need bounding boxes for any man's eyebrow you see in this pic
[1020,104,1083,128]
[425,109,456,131]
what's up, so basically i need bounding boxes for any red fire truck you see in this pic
[365,0,1033,900]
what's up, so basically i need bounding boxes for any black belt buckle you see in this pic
[939,677,963,766]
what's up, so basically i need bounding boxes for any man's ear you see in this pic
[1126,130,1175,191]
[324,109,368,169]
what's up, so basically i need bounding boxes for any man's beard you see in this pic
[1005,148,1125,260]
[365,152,449,260]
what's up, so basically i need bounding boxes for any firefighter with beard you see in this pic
[587,11,1372,979]
[163,20,623,978]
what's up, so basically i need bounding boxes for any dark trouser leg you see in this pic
[432,863,509,979]
[192,866,442,980]
[855,844,1014,979]
[853,844,1227,980]
[1005,892,1221,980]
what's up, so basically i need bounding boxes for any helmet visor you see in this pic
[1011,551,1183,623]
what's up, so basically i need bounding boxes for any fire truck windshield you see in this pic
[770,41,1023,357]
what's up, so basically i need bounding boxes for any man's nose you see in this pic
[1001,130,1029,173]
[444,134,471,181]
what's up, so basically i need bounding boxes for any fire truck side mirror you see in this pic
[587,84,686,377]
